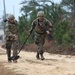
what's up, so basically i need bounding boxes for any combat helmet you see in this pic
[37,11,44,17]
[8,14,15,20]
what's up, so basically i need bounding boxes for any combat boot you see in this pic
[12,56,18,63]
[36,52,40,59]
[40,54,45,60]
[8,57,12,63]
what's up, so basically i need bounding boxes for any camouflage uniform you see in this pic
[30,17,53,60]
[5,14,18,62]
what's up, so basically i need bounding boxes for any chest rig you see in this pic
[8,22,17,34]
[6,21,17,41]
[35,19,47,34]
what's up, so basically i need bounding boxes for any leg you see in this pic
[36,46,40,59]
[6,41,12,62]
[12,40,18,62]
[34,33,41,59]
[35,33,45,60]
[37,43,44,60]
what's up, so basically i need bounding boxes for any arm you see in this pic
[13,20,18,35]
[46,19,53,34]
[45,19,54,39]
[5,22,13,36]
[29,20,36,34]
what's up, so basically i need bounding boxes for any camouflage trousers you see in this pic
[5,40,18,61]
[34,33,46,54]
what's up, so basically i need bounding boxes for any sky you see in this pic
[0,0,61,20]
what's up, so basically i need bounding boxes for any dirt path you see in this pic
[0,46,75,75]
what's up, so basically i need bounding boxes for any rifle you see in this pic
[18,34,31,54]
[48,34,53,39]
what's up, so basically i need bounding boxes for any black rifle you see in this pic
[18,34,30,54]
[48,34,53,39]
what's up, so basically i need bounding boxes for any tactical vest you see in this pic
[34,19,47,34]
[6,21,18,41]
[8,22,18,34]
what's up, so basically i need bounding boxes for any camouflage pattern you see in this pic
[37,11,44,17]
[8,14,15,19]
[5,20,18,62]
[34,33,45,54]
[30,18,53,55]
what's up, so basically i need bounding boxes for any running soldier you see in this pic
[29,11,53,60]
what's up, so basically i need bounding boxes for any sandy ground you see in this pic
[0,46,75,75]
[0,63,22,75]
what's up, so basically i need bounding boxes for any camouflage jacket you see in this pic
[30,18,53,34]
[5,21,18,40]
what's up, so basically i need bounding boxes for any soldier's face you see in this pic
[38,16,44,21]
[9,19,14,23]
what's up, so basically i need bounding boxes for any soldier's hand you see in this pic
[13,34,18,40]
[13,34,16,37]
[46,31,50,35]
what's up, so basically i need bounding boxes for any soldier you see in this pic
[29,11,53,60]
[5,14,18,63]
